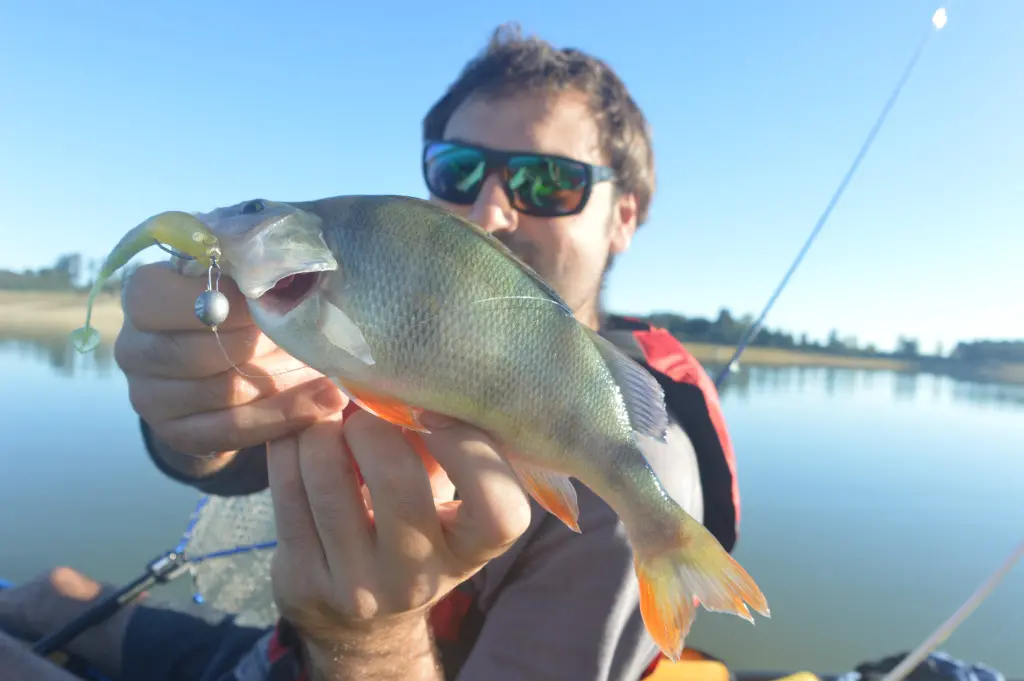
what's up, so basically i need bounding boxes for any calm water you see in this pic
[1,335,1022,676]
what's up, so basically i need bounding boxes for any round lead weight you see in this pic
[195,289,230,327]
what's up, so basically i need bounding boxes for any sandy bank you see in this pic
[0,290,124,340]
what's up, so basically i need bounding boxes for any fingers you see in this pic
[126,352,326,422]
[150,378,347,456]
[268,418,380,624]
[344,415,444,562]
[114,323,280,380]
[401,430,455,502]
[267,432,326,562]
[420,422,532,568]
[295,418,375,576]
[122,261,252,333]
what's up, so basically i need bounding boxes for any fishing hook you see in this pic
[153,240,197,261]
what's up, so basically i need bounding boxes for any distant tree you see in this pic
[895,336,920,358]
[622,308,1021,367]
[950,339,1024,364]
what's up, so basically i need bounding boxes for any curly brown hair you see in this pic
[422,23,657,227]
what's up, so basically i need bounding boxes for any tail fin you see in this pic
[633,509,769,662]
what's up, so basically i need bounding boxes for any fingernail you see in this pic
[420,411,455,430]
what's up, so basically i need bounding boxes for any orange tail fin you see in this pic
[633,509,769,662]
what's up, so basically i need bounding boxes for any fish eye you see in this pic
[241,199,265,215]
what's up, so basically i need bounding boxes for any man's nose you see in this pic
[468,175,517,234]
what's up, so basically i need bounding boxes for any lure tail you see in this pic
[70,211,220,353]
[632,507,769,662]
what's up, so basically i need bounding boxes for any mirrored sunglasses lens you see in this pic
[506,156,588,214]
[425,143,486,203]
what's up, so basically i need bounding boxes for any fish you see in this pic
[75,194,769,660]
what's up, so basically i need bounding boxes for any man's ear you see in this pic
[609,192,638,255]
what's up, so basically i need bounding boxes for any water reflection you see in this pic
[0,334,118,378]
[950,378,1024,409]
[893,371,919,402]
[707,361,1024,411]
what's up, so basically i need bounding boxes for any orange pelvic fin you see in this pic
[400,429,445,479]
[633,507,769,662]
[332,379,428,433]
[507,459,581,533]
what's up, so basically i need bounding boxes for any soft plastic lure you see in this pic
[70,211,222,353]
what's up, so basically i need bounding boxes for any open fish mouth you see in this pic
[252,271,322,316]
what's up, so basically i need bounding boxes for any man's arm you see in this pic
[139,419,270,496]
[455,424,704,681]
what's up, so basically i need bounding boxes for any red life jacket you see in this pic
[267,315,742,681]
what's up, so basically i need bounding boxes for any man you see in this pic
[0,23,741,681]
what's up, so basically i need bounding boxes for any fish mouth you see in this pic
[253,271,321,316]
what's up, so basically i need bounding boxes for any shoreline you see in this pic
[0,290,125,340]
[2,290,1022,386]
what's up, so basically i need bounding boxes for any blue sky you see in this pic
[1,1,1020,352]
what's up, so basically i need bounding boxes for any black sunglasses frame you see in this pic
[421,139,616,218]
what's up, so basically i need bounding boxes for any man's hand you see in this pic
[268,411,533,680]
[114,262,347,467]
[0,567,133,679]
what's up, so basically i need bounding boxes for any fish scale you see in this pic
[314,197,627,471]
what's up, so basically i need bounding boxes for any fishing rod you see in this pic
[879,538,1024,681]
[712,7,949,390]
[24,495,277,659]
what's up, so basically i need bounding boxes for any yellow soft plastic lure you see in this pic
[71,211,221,353]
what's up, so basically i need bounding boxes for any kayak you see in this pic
[1,579,1016,681]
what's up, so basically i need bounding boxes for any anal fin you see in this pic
[332,378,429,433]
[507,459,581,533]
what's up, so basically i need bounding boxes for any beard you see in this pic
[492,229,616,327]
[493,231,541,272]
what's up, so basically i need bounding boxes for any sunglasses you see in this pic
[422,139,616,217]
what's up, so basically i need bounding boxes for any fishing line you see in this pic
[879,537,1024,681]
[191,257,314,380]
[210,327,311,380]
[712,7,949,390]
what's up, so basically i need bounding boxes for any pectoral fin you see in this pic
[506,458,581,533]
[318,299,375,366]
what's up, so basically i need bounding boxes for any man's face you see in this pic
[429,90,638,326]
